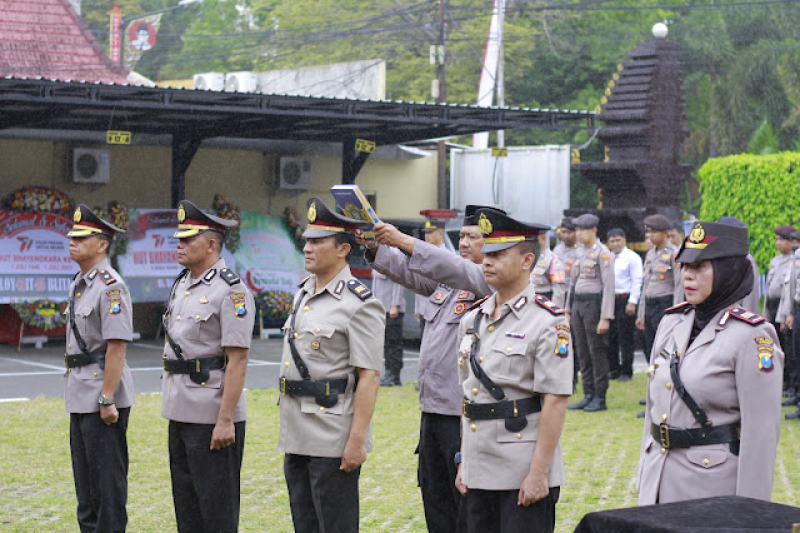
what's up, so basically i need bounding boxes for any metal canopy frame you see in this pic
[0,77,594,205]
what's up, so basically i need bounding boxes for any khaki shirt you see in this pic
[457,284,573,491]
[65,258,134,413]
[531,248,566,307]
[766,253,792,302]
[553,242,579,283]
[278,266,384,458]
[161,258,255,424]
[638,243,682,319]
[565,241,615,319]
[369,240,493,416]
[778,248,800,321]
[638,306,783,505]
[371,272,406,314]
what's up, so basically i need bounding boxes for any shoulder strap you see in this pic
[468,312,505,401]
[68,283,92,358]
[287,289,311,380]
[163,269,189,360]
[667,342,712,427]
[219,268,240,286]
[347,279,372,300]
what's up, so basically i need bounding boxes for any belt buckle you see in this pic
[325,381,330,397]
[659,423,670,448]
[195,359,201,373]
[64,353,69,369]
[280,377,287,396]
[462,399,470,419]
[162,355,168,371]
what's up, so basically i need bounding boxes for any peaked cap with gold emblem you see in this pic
[463,204,506,226]
[303,197,369,238]
[475,208,549,253]
[676,221,749,264]
[67,204,124,238]
[173,199,237,238]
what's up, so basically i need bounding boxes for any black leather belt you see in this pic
[463,395,542,420]
[163,355,227,374]
[279,377,350,397]
[65,351,105,369]
[574,292,602,301]
[651,422,740,450]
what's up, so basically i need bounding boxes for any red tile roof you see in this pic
[0,0,128,83]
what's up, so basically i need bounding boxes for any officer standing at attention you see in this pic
[635,214,682,360]
[161,200,254,533]
[365,205,498,533]
[638,221,783,505]
[65,204,134,533]
[372,271,406,386]
[531,232,566,307]
[781,224,800,417]
[766,225,795,398]
[553,218,579,282]
[279,197,384,532]
[455,208,572,533]
[566,214,615,412]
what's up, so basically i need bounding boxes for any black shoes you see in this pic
[617,374,632,382]
[786,408,800,420]
[568,395,593,410]
[380,371,401,387]
[584,397,607,412]
[782,396,799,407]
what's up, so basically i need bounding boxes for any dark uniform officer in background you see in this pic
[455,209,572,533]
[367,205,498,533]
[161,200,254,533]
[638,221,783,504]
[636,214,682,359]
[566,214,615,412]
[65,204,134,533]
[279,197,384,532]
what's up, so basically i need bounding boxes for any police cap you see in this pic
[67,204,124,238]
[717,216,746,228]
[676,221,749,264]
[643,214,671,231]
[572,213,599,229]
[560,218,576,231]
[303,197,368,238]
[420,209,457,233]
[174,200,237,239]
[464,205,506,226]
[475,208,549,253]
[774,225,795,240]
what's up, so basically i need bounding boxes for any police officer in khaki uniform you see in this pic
[65,204,134,533]
[161,200,254,533]
[454,208,572,533]
[766,225,795,399]
[372,271,405,386]
[279,197,384,532]
[635,214,682,359]
[638,221,783,504]
[553,218,579,282]
[367,205,498,533]
[781,225,800,416]
[532,232,566,307]
[566,214,615,412]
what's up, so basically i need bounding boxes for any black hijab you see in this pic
[689,255,754,344]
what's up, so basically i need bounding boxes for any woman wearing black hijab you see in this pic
[637,221,783,505]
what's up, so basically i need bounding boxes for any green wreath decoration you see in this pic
[96,200,130,259]
[212,194,241,253]
[11,300,68,330]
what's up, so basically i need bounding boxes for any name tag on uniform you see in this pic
[505,332,525,339]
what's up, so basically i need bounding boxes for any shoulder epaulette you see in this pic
[665,301,691,314]
[727,307,766,325]
[98,269,116,285]
[467,296,489,311]
[298,274,311,288]
[347,279,373,300]
[534,294,565,315]
[219,268,240,286]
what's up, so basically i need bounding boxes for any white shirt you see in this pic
[613,246,643,305]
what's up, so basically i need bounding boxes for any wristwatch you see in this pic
[98,393,115,406]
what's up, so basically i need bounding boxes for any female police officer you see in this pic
[638,221,783,504]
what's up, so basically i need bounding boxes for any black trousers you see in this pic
[643,295,673,360]
[70,407,130,533]
[418,412,466,533]
[168,420,245,533]
[284,453,361,533]
[384,312,405,374]
[466,486,560,533]
[792,308,800,392]
[572,297,609,397]
[767,298,794,391]
[608,297,635,377]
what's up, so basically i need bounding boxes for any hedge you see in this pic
[697,152,800,273]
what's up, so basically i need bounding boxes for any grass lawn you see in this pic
[2,374,800,532]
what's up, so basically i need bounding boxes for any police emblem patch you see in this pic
[601,253,611,268]
[478,213,493,235]
[307,202,317,223]
[107,289,121,314]
[74,207,82,223]
[453,302,466,315]
[689,223,705,244]
[231,293,247,317]
[434,292,445,301]
[555,333,569,358]
[177,204,185,223]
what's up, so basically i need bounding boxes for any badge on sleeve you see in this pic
[107,289,122,314]
[601,253,611,268]
[755,337,775,372]
[231,293,247,317]
[555,333,569,358]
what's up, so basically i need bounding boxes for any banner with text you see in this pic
[235,211,305,294]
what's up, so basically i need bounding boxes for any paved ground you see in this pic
[0,337,422,401]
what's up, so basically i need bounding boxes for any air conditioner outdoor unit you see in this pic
[193,72,224,91]
[70,148,110,184]
[277,157,312,190]
[225,71,258,93]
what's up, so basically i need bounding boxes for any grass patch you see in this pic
[2,374,800,532]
